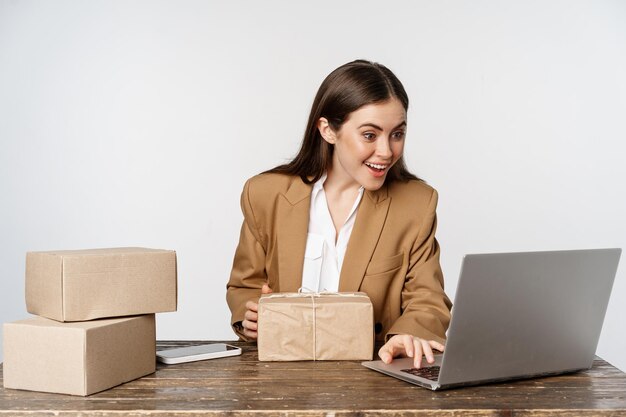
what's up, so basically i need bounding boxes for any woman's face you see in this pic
[320,98,406,191]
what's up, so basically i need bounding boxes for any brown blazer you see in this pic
[226,173,452,343]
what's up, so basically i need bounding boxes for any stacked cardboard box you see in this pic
[3,247,177,396]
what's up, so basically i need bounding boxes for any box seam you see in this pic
[82,327,88,395]
[174,252,179,309]
[61,257,66,321]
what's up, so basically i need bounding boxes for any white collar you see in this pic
[312,172,365,197]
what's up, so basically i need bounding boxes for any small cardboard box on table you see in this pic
[257,292,374,361]
[25,247,177,322]
[3,315,156,396]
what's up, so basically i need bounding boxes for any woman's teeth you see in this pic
[365,162,387,170]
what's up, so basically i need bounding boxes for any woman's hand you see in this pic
[378,334,445,368]
[241,284,273,340]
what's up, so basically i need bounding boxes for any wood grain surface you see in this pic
[1,341,626,416]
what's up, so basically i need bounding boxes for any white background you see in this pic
[1,0,625,370]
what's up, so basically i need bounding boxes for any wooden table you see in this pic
[1,341,626,416]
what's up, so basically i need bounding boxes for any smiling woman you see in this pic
[225,60,452,369]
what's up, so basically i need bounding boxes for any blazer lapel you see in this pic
[276,177,312,292]
[339,185,390,292]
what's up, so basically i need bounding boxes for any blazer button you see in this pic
[375,323,383,334]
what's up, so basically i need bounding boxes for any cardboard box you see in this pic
[257,292,374,361]
[3,315,156,396]
[26,247,177,322]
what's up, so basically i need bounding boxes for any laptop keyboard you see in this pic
[401,366,440,381]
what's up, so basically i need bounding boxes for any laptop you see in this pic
[362,248,621,390]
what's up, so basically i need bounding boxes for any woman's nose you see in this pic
[376,137,393,159]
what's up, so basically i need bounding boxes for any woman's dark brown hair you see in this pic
[266,59,419,184]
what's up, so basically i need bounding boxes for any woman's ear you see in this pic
[318,117,337,144]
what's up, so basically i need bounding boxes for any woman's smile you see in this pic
[364,161,390,177]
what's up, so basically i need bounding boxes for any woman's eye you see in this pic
[363,132,376,140]
[392,131,406,140]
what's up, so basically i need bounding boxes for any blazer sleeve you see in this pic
[386,189,452,345]
[226,179,268,341]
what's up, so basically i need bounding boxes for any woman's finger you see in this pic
[245,300,258,312]
[421,339,435,364]
[412,338,425,368]
[242,319,257,331]
[242,327,257,340]
[244,309,258,323]
[378,343,391,363]
[378,338,400,364]
[378,348,392,364]
[400,334,415,358]
[430,340,445,353]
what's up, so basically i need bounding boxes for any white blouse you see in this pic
[301,173,364,292]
